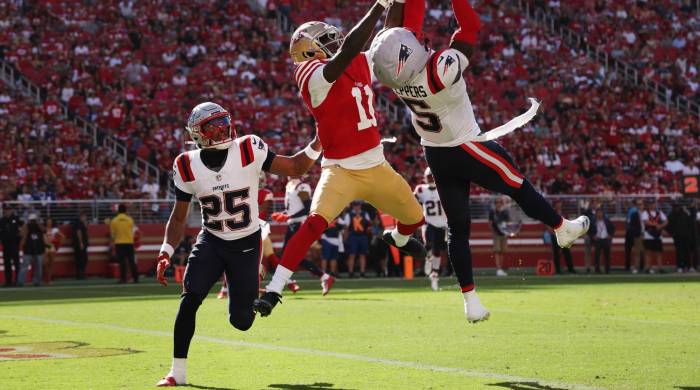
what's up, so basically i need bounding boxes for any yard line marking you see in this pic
[1,314,603,390]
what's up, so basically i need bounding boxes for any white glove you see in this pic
[377,0,394,8]
[394,0,406,3]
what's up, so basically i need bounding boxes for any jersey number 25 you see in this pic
[199,189,251,232]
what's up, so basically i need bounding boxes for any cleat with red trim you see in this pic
[156,376,180,387]
[287,280,300,293]
[464,290,490,323]
[321,274,335,296]
[555,216,590,249]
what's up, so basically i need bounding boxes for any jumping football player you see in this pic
[369,0,590,323]
[254,0,427,317]
[414,167,447,291]
[155,102,322,386]
[271,177,335,294]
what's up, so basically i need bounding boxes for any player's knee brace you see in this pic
[229,310,255,331]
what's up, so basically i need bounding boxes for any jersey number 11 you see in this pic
[352,85,377,131]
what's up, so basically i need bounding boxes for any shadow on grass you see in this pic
[487,381,567,390]
[675,387,700,389]
[268,383,356,390]
[1,275,698,306]
[184,384,240,390]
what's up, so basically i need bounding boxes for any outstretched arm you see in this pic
[384,0,405,29]
[450,0,481,60]
[268,136,322,177]
[323,1,390,83]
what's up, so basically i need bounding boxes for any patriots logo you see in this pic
[441,55,455,76]
[396,43,413,77]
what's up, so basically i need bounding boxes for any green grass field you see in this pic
[1,275,699,390]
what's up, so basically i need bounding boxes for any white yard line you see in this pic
[0,314,603,390]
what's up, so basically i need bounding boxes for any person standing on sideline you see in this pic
[666,202,693,273]
[624,200,644,274]
[17,214,45,287]
[642,201,667,274]
[110,204,138,283]
[550,202,575,274]
[589,208,615,274]
[72,212,89,279]
[344,201,372,278]
[44,218,64,284]
[488,197,509,277]
[1,206,23,286]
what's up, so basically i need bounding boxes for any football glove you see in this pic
[156,252,171,286]
[271,212,290,223]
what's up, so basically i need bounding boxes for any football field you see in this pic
[1,275,699,390]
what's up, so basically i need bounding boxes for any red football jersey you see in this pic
[258,188,273,219]
[295,53,381,160]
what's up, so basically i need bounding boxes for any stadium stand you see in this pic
[0,0,698,200]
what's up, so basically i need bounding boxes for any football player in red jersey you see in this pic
[254,0,427,317]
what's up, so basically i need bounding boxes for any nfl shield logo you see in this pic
[216,174,222,182]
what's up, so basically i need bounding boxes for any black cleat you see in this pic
[381,230,427,258]
[253,291,282,317]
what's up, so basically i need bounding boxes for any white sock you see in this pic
[220,286,227,293]
[321,273,330,282]
[463,289,478,302]
[431,256,441,272]
[266,266,294,294]
[169,357,186,384]
[391,229,409,247]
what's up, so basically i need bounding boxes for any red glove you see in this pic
[271,212,290,223]
[156,252,171,286]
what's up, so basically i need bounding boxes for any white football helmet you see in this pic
[186,102,235,149]
[369,27,431,89]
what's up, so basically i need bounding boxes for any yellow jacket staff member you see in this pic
[110,204,139,283]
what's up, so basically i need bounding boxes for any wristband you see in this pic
[159,242,174,258]
[304,144,322,160]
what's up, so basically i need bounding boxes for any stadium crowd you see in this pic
[534,0,700,103]
[0,0,698,202]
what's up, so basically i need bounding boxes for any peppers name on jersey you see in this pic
[414,184,447,228]
[393,48,480,147]
[173,135,274,241]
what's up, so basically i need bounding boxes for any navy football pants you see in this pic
[174,229,261,358]
[425,141,562,291]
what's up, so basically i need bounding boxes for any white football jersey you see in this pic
[173,135,273,241]
[393,48,480,147]
[414,184,447,228]
[285,179,312,224]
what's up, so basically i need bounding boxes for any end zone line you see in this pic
[1,314,603,390]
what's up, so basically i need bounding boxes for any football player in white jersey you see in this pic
[154,102,322,387]
[414,167,447,291]
[271,178,336,295]
[369,0,590,323]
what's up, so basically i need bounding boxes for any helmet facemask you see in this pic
[189,112,234,150]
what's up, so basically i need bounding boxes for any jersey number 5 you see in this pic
[351,85,377,131]
[402,98,442,133]
[200,189,251,232]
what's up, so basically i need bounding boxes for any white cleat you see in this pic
[429,271,439,291]
[464,290,490,323]
[496,269,508,277]
[555,216,590,249]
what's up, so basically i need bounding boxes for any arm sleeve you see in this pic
[403,0,426,38]
[294,59,333,108]
[451,0,481,45]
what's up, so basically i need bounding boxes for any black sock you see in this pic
[173,294,202,358]
[511,180,562,228]
[301,259,324,278]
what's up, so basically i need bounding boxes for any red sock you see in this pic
[403,0,426,38]
[267,253,280,269]
[398,217,425,235]
[451,0,481,45]
[279,214,328,271]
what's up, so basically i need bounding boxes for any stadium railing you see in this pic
[3,194,690,225]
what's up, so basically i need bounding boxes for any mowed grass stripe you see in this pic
[1,314,603,390]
